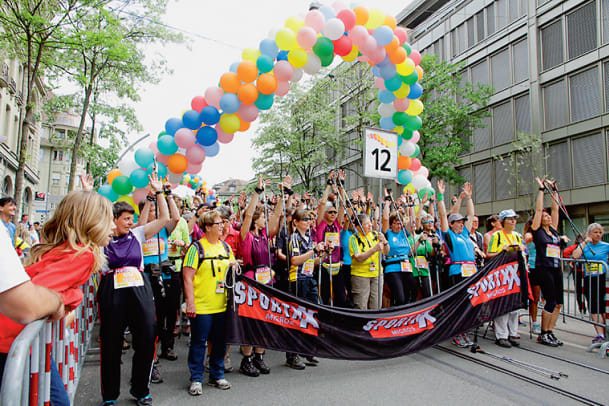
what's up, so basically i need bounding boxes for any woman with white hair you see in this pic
[571,222,609,343]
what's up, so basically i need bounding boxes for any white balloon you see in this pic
[412,175,427,191]
[291,68,304,82]
[303,52,322,75]
[399,141,416,157]
[118,155,139,177]
[324,18,345,40]
[378,102,396,117]
[423,179,432,190]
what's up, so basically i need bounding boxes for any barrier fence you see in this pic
[0,275,98,406]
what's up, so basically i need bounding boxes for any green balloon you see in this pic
[392,112,408,126]
[418,187,435,199]
[401,129,414,140]
[320,52,334,67]
[313,37,334,58]
[403,115,422,131]
[412,144,421,157]
[111,175,133,196]
[402,43,412,56]
[402,71,419,85]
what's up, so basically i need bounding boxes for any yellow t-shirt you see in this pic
[488,230,522,254]
[349,231,381,278]
[184,238,235,314]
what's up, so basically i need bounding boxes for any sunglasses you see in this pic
[327,211,338,215]
[301,217,311,221]
[422,221,433,224]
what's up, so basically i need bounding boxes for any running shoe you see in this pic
[451,335,465,347]
[305,356,320,366]
[224,354,234,373]
[99,401,116,406]
[532,322,541,335]
[208,378,231,390]
[134,394,152,406]
[151,365,163,383]
[537,333,559,347]
[548,332,563,346]
[495,338,512,348]
[160,349,177,361]
[188,381,203,396]
[508,336,520,347]
[592,335,606,344]
[285,355,306,370]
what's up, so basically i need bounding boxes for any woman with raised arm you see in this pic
[530,177,563,347]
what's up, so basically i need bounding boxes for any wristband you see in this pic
[327,179,334,186]
[284,187,294,196]
[437,193,444,201]
[313,248,319,255]
[538,187,544,191]
[147,196,156,202]
[155,190,163,195]
[254,186,264,194]
[384,196,392,202]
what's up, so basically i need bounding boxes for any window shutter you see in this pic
[513,38,528,83]
[572,133,605,188]
[494,157,515,200]
[474,162,492,203]
[497,0,508,30]
[541,20,563,71]
[486,4,495,35]
[476,11,485,42]
[474,115,491,152]
[547,142,571,190]
[493,101,514,146]
[543,80,567,130]
[491,48,511,91]
[515,93,531,134]
[567,2,597,60]
[471,60,489,86]
[569,66,600,123]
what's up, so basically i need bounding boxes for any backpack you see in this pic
[183,239,231,277]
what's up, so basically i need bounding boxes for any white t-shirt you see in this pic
[0,225,30,293]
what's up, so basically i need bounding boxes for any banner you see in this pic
[226,252,528,360]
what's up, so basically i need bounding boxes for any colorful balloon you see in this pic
[111,175,132,196]
[167,153,188,174]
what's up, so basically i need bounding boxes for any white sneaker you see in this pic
[208,378,231,390]
[188,381,203,396]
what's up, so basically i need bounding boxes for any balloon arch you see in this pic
[99,3,432,204]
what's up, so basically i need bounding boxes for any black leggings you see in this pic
[385,272,418,306]
[533,266,563,313]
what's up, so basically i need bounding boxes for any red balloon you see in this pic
[409,158,422,172]
[191,96,207,113]
[337,9,356,31]
[333,36,353,57]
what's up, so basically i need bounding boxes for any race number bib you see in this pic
[302,259,315,277]
[546,244,560,259]
[401,261,413,273]
[324,263,341,276]
[167,241,180,257]
[415,256,429,270]
[113,267,144,289]
[325,232,340,247]
[461,263,477,277]
[369,261,377,273]
[584,263,605,277]
[142,238,166,257]
[255,267,272,284]
[216,281,225,294]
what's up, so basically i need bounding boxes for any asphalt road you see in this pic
[74,314,608,406]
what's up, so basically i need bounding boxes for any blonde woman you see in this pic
[0,190,114,406]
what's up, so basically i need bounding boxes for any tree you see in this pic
[418,54,493,184]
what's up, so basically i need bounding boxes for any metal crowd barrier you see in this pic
[0,275,98,405]
[561,257,609,358]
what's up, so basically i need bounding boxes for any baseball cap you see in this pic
[498,209,519,220]
[448,213,467,223]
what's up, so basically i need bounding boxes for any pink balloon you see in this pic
[237,103,259,122]
[185,145,206,164]
[275,80,290,96]
[393,98,410,112]
[414,166,429,179]
[217,129,235,144]
[369,46,386,64]
[357,55,370,63]
[274,60,294,81]
[375,77,386,90]
[409,49,422,66]
[296,26,317,51]
[410,158,422,172]
[208,189,215,196]
[361,35,378,55]
[148,141,159,155]
[186,161,202,174]
[411,130,421,143]
[204,86,223,109]
[349,25,368,47]
[304,9,325,33]
[394,27,408,45]
[337,9,356,31]
[156,153,170,165]
[191,96,207,112]
[132,188,148,204]
[174,128,196,149]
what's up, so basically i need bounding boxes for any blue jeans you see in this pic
[297,278,319,304]
[187,313,226,382]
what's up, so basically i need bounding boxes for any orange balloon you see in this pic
[237,61,258,83]
[415,65,425,79]
[398,155,412,170]
[388,46,407,64]
[237,83,259,104]
[256,73,277,95]
[219,72,241,93]
[107,168,122,185]
[385,37,399,52]
[353,6,369,26]
[383,15,397,30]
[167,153,188,174]
[239,119,251,132]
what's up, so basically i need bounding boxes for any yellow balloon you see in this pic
[242,48,260,62]
[403,184,416,195]
[406,99,424,115]
[365,9,385,29]
[287,48,308,68]
[193,177,200,183]
[117,195,139,215]
[396,59,415,76]
[276,28,297,51]
[393,83,411,98]
[395,126,404,135]
[342,45,359,62]
[184,175,191,182]
[219,113,241,134]
[285,16,305,33]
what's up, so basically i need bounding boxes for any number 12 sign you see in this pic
[363,128,398,180]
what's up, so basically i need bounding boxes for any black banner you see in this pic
[226,252,528,360]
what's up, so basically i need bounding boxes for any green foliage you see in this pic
[419,54,493,184]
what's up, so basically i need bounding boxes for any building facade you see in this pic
[401,0,609,236]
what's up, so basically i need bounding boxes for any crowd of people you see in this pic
[0,171,608,405]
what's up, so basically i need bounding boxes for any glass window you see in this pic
[493,101,514,146]
[547,142,571,190]
[603,0,609,45]
[474,162,492,203]
[567,1,597,60]
[494,157,515,200]
[476,11,485,42]
[570,66,600,123]
[514,93,531,134]
[458,24,467,54]
[541,20,564,71]
[471,60,489,86]
[473,115,491,152]
[451,29,458,57]
[572,133,606,188]
[604,61,609,112]
[509,0,519,23]
[543,80,567,130]
[491,48,511,91]
[486,4,495,36]
[517,153,534,196]
[496,0,508,30]
[467,18,475,48]
[512,38,529,83]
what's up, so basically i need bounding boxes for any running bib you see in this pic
[325,232,340,247]
[167,241,180,257]
[584,263,605,277]
[324,263,341,276]
[546,244,560,259]
[142,238,166,257]
[401,261,413,273]
[461,263,477,277]
[255,267,272,284]
[369,261,377,273]
[415,256,429,269]
[113,267,144,289]
[302,259,315,277]
[215,280,225,294]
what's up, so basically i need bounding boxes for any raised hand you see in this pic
[148,172,162,193]
[80,174,94,191]
[462,182,472,198]
[437,180,446,194]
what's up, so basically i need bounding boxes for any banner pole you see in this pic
[378,178,383,309]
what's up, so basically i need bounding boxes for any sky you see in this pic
[132,0,412,187]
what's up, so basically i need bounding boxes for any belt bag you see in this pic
[145,260,176,277]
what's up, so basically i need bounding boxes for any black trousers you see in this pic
[149,271,181,352]
[385,272,418,306]
[98,273,157,401]
[320,264,348,307]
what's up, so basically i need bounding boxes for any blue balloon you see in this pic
[229,61,240,73]
[203,142,220,157]
[259,38,279,58]
[371,66,381,77]
[397,169,413,185]
[408,83,423,99]
[200,106,220,125]
[134,148,154,168]
[255,93,274,110]
[165,118,183,136]
[182,109,202,130]
[206,194,216,203]
[378,89,396,104]
[372,26,394,46]
[157,135,178,155]
[397,134,403,146]
[376,55,392,68]
[98,184,119,202]
[384,75,402,92]
[219,93,240,114]
[277,50,289,61]
[146,162,167,178]
[319,5,336,20]
[196,126,218,146]
[130,168,149,189]
[379,63,397,80]
[380,116,395,130]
